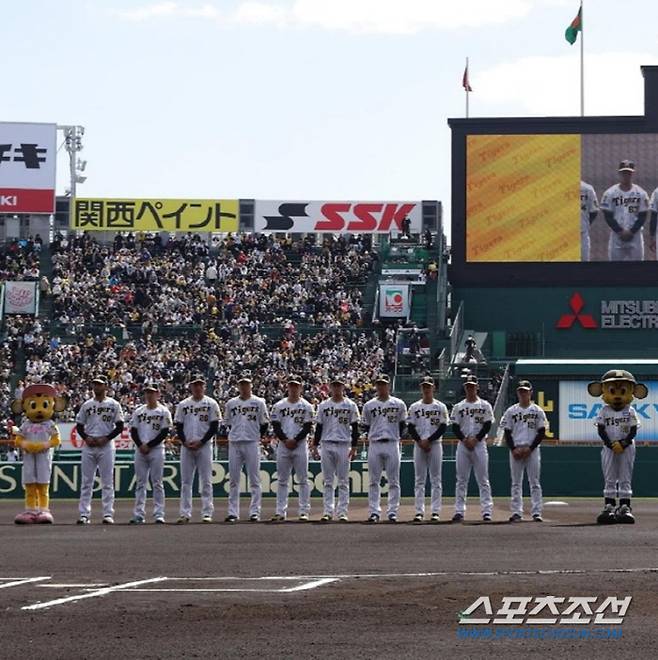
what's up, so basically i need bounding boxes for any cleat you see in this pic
[129,516,145,525]
[224,515,238,523]
[597,504,616,525]
[431,513,440,523]
[176,516,190,524]
[452,513,464,523]
[532,514,543,523]
[102,516,115,525]
[367,513,380,523]
[615,504,635,524]
[271,514,285,522]
[320,514,333,522]
[249,514,260,522]
[413,513,424,523]
[202,515,213,523]
[338,514,349,522]
[76,515,90,525]
[387,514,397,523]
[154,517,165,524]
[298,514,310,522]
[482,513,492,522]
[509,513,522,523]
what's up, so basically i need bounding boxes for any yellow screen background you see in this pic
[466,134,580,262]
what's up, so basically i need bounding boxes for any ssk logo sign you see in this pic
[255,200,422,234]
[556,292,598,329]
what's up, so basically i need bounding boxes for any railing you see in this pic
[491,363,511,445]
[448,301,464,362]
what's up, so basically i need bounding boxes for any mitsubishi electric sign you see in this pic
[556,292,658,330]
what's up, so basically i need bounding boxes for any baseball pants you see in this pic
[413,442,442,516]
[79,444,116,518]
[22,449,53,486]
[228,442,262,519]
[601,444,635,499]
[368,441,401,517]
[608,238,643,261]
[509,447,542,517]
[276,442,310,517]
[133,448,165,520]
[321,442,351,517]
[179,442,214,519]
[455,441,493,516]
[581,231,590,262]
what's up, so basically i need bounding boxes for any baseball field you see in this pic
[4,497,657,659]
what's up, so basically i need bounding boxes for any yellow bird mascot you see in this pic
[11,384,67,524]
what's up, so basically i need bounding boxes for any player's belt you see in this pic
[372,438,394,443]
[322,440,348,444]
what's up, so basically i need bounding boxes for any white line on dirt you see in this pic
[0,577,50,589]
[39,584,109,588]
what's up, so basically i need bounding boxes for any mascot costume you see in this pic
[588,369,646,525]
[11,384,66,524]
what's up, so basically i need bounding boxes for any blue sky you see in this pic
[4,0,658,223]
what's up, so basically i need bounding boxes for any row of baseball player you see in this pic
[581,160,658,261]
[63,369,636,525]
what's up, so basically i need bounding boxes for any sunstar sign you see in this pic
[556,293,658,330]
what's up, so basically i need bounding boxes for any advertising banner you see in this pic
[72,198,239,232]
[4,281,38,315]
[255,200,422,234]
[378,283,410,318]
[0,122,57,214]
[559,380,658,442]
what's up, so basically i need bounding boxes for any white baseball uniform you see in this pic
[271,397,314,517]
[649,187,658,259]
[595,404,639,500]
[450,397,494,517]
[76,396,124,518]
[600,183,649,261]
[224,395,269,519]
[407,398,448,516]
[18,420,57,485]
[131,403,172,520]
[174,395,221,519]
[315,397,360,517]
[502,402,547,517]
[580,181,598,262]
[362,396,407,518]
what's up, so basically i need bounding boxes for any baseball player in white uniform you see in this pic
[580,180,599,261]
[407,377,448,522]
[174,375,220,523]
[313,378,360,522]
[224,374,270,522]
[362,375,407,523]
[130,383,172,524]
[270,375,314,522]
[450,375,494,522]
[647,186,658,257]
[591,370,643,525]
[502,380,547,522]
[75,375,125,524]
[600,160,649,261]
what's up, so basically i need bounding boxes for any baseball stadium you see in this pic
[3,3,658,659]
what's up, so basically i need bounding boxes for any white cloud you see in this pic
[113,0,563,34]
[473,52,658,116]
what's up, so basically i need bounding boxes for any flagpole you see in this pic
[465,57,470,118]
[580,0,584,116]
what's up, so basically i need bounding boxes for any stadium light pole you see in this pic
[58,125,86,227]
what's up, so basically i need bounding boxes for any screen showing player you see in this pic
[466,133,658,263]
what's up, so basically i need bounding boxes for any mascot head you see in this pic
[587,370,647,412]
[11,384,67,422]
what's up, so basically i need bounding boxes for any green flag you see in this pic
[565,6,582,45]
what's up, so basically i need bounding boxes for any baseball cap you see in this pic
[330,377,346,385]
[601,369,636,384]
[237,372,252,383]
[517,379,533,390]
[618,160,635,172]
[287,375,302,385]
[187,375,206,386]
[143,382,160,392]
[91,375,108,385]
[463,375,478,386]
[374,374,390,384]
[420,376,435,387]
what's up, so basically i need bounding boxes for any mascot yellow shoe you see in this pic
[11,384,67,524]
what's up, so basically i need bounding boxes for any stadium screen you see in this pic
[466,133,658,263]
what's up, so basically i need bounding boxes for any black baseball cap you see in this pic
[517,379,533,391]
[330,377,346,385]
[618,160,635,172]
[237,373,252,383]
[91,375,108,385]
[374,375,390,384]
[187,375,206,386]
[420,377,435,387]
[287,375,302,385]
[143,382,160,392]
[463,375,478,386]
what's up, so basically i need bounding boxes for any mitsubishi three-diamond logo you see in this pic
[556,292,598,329]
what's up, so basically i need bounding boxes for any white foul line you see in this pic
[40,583,109,589]
[22,577,167,611]
[0,577,50,589]
[118,578,340,594]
